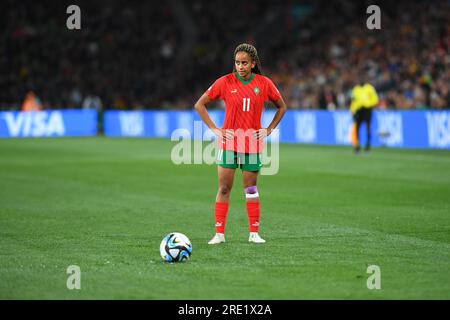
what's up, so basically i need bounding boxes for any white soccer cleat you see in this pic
[248,232,266,244]
[208,233,225,245]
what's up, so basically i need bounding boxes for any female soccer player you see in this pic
[194,43,287,244]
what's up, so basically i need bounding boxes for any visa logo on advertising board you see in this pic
[119,111,144,136]
[1,111,65,137]
[154,112,169,137]
[376,112,403,147]
[333,112,352,145]
[426,112,450,148]
[295,112,316,143]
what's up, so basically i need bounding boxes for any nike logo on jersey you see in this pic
[230,89,237,93]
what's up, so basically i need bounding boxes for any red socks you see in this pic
[215,201,260,233]
[214,202,229,234]
[246,201,260,232]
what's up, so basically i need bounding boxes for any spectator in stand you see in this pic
[1,0,448,110]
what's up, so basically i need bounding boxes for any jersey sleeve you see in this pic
[205,77,225,100]
[265,77,282,102]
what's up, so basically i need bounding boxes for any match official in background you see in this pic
[350,79,379,153]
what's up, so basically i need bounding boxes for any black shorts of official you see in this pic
[354,108,372,125]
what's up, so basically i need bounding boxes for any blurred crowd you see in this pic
[269,0,450,110]
[1,0,449,111]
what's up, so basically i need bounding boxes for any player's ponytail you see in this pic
[233,43,263,75]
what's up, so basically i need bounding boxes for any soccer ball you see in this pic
[160,232,192,263]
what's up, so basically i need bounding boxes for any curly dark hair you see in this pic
[233,43,263,75]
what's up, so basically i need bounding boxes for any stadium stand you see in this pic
[1,0,449,110]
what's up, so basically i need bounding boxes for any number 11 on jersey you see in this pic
[242,98,250,112]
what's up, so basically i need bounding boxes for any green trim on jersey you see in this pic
[217,150,262,172]
[235,72,255,85]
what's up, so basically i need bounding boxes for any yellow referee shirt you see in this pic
[350,83,379,114]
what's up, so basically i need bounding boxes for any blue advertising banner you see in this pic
[0,110,97,138]
[105,109,450,149]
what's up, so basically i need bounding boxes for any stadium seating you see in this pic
[1,0,449,110]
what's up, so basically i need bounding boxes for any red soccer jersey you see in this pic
[205,72,281,153]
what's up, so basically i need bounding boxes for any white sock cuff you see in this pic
[245,192,259,199]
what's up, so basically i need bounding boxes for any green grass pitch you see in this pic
[0,137,449,299]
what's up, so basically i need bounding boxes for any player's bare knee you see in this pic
[219,185,232,196]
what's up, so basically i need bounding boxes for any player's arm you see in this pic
[255,97,287,140]
[194,94,217,130]
[267,97,287,135]
[194,94,232,141]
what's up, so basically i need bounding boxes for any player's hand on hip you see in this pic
[213,128,234,143]
[253,128,271,140]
